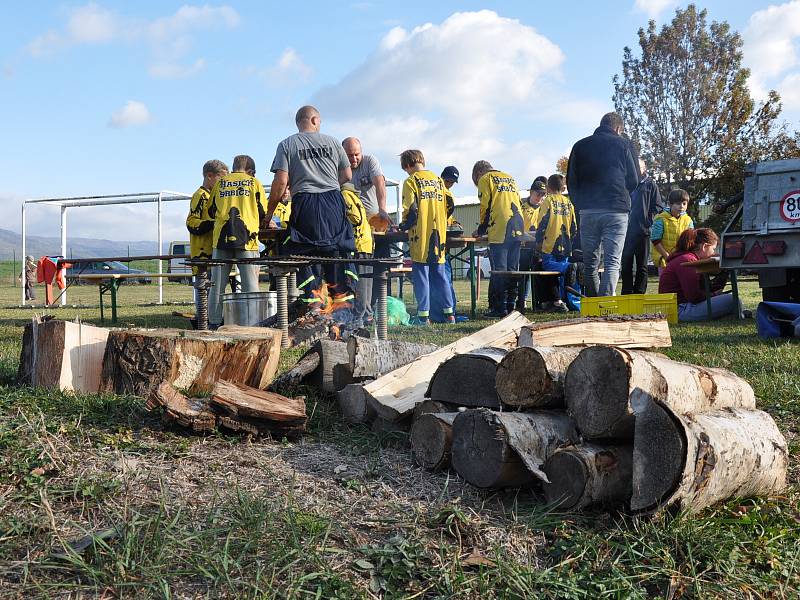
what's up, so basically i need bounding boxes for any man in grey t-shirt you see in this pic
[342,137,388,220]
[267,105,356,308]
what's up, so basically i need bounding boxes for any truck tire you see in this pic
[761,269,800,303]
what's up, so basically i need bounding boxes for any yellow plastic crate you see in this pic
[580,293,678,324]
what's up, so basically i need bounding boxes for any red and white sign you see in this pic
[780,190,800,223]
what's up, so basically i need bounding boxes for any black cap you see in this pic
[530,180,547,193]
[441,166,459,182]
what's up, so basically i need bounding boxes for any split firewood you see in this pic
[364,312,529,422]
[517,314,671,349]
[18,317,110,393]
[411,413,458,471]
[147,382,216,433]
[268,352,321,392]
[451,408,579,489]
[495,346,582,408]
[631,401,787,514]
[101,326,282,398]
[210,380,306,422]
[427,347,508,408]
[564,347,756,439]
[337,383,374,424]
[542,444,633,510]
[347,336,438,379]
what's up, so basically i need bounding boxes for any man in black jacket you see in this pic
[567,112,639,296]
[621,159,663,294]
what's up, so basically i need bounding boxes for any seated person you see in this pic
[658,228,739,321]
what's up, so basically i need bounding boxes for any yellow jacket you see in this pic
[522,203,541,233]
[401,170,448,264]
[209,172,267,251]
[536,193,576,256]
[186,186,214,260]
[342,184,374,254]
[476,170,524,244]
[273,198,291,228]
[651,210,694,267]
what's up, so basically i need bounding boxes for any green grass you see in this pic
[0,277,798,598]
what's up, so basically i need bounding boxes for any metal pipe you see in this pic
[376,268,388,341]
[194,270,210,330]
[276,273,290,348]
[21,203,26,306]
[157,192,163,304]
[60,206,67,305]
[288,272,298,303]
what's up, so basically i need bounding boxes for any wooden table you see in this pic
[679,257,742,320]
[76,273,173,324]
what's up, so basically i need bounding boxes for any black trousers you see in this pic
[621,231,650,295]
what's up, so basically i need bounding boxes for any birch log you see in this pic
[348,337,438,378]
[542,444,633,510]
[451,409,579,488]
[631,401,787,513]
[427,347,508,408]
[564,347,756,439]
[495,346,582,408]
[411,412,458,471]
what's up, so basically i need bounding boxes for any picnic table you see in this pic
[76,273,173,324]
[680,256,743,320]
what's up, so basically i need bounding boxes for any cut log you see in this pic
[365,312,530,422]
[518,315,671,349]
[306,340,350,393]
[542,444,633,510]
[427,347,508,408]
[210,380,306,422]
[147,382,216,433]
[411,412,457,471]
[451,408,579,488]
[18,317,110,393]
[268,352,320,392]
[337,383,375,424]
[347,337,438,379]
[631,401,788,514]
[564,347,756,439]
[495,346,581,408]
[100,327,282,398]
[412,399,458,422]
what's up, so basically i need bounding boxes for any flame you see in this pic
[310,283,353,316]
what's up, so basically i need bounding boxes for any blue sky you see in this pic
[2,0,799,243]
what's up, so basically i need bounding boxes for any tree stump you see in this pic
[100,327,282,398]
[427,347,508,408]
[542,444,633,510]
[495,346,581,408]
[564,347,756,439]
[411,412,458,471]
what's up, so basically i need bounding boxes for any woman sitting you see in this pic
[658,228,740,322]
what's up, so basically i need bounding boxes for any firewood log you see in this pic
[411,413,458,471]
[495,346,582,408]
[427,347,508,408]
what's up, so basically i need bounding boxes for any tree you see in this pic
[556,156,569,176]
[612,4,799,223]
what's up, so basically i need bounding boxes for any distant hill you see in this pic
[0,228,158,260]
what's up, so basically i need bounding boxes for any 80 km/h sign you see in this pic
[780,190,800,223]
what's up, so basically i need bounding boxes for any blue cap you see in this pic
[441,166,459,182]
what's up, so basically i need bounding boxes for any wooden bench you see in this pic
[76,273,173,324]
[388,266,412,299]
[490,270,562,311]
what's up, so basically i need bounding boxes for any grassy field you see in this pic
[0,276,798,599]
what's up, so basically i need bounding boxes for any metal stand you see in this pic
[194,269,211,330]
[288,272,298,303]
[275,271,290,349]
[375,267,389,341]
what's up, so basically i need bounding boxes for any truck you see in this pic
[167,241,192,282]
[720,159,800,302]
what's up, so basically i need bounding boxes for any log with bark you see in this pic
[451,408,579,488]
[631,400,787,514]
[348,337,438,379]
[495,346,581,409]
[365,312,530,422]
[337,382,374,424]
[542,444,633,510]
[100,326,282,398]
[427,347,508,408]
[18,317,110,393]
[146,382,216,433]
[268,352,320,392]
[564,346,755,439]
[411,412,457,471]
[412,399,459,422]
[517,314,672,349]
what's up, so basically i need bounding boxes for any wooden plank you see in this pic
[518,315,672,349]
[364,312,529,421]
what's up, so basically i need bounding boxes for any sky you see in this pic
[2,0,799,244]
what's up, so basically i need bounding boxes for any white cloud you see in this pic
[149,58,206,79]
[27,3,239,79]
[269,48,313,82]
[743,1,800,108]
[312,10,591,183]
[633,0,676,19]
[108,101,153,128]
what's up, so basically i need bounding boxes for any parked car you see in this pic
[66,261,152,284]
[168,241,192,282]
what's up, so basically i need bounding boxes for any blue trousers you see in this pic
[541,253,571,301]
[411,261,452,318]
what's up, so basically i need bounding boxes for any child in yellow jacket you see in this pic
[651,189,694,273]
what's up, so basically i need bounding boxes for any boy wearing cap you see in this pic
[399,150,453,324]
[516,178,546,311]
[535,174,577,311]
